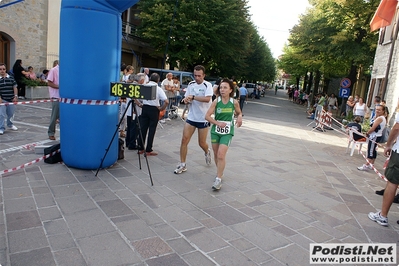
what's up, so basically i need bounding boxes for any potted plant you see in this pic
[23,78,49,99]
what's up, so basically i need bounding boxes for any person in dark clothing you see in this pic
[12,59,29,99]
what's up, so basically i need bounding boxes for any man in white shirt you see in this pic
[136,73,168,156]
[174,65,213,174]
[368,108,399,226]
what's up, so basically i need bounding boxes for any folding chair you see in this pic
[346,129,367,156]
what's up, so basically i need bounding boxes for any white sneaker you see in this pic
[165,118,171,121]
[212,177,222,190]
[174,163,187,174]
[8,125,18,131]
[368,211,388,226]
[357,164,371,171]
[0,130,3,135]
[159,119,166,124]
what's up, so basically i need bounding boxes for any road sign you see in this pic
[340,78,351,88]
[339,87,351,98]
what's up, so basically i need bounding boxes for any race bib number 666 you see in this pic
[215,121,231,134]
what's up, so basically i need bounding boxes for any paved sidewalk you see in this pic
[0,89,398,265]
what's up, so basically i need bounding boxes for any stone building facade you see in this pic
[0,0,162,75]
[0,0,58,72]
[368,6,399,125]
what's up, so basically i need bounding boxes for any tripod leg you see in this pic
[95,99,132,176]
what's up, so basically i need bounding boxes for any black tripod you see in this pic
[95,99,153,186]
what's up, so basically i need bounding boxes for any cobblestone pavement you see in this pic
[0,89,398,266]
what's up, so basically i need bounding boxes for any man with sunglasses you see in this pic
[0,63,19,135]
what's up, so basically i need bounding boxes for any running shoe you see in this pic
[174,163,187,174]
[205,148,212,165]
[212,177,222,190]
[368,211,388,226]
[357,164,372,171]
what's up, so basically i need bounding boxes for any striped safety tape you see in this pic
[60,98,118,105]
[0,149,60,176]
[0,99,58,106]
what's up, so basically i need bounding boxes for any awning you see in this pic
[370,0,398,32]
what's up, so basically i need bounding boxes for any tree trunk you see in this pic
[303,71,308,91]
[313,70,321,94]
[307,72,313,94]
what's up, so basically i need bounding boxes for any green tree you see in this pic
[137,0,276,81]
[278,0,379,92]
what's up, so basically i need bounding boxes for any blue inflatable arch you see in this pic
[60,0,139,169]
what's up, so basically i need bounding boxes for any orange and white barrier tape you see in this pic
[60,98,118,105]
[359,150,388,182]
[0,149,61,176]
[0,140,53,155]
[0,99,58,106]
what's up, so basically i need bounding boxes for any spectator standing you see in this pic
[318,93,327,108]
[238,83,248,115]
[357,105,387,171]
[160,72,174,122]
[172,76,182,106]
[368,109,399,226]
[0,63,19,135]
[353,97,367,122]
[144,68,150,84]
[205,79,243,190]
[126,73,145,150]
[137,73,168,156]
[344,95,355,117]
[121,65,134,83]
[370,95,381,121]
[12,59,29,99]
[174,65,213,174]
[47,60,59,140]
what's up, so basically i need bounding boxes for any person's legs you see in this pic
[144,106,159,152]
[6,104,15,127]
[125,115,132,146]
[381,181,398,217]
[215,144,229,178]
[212,142,219,167]
[0,105,6,131]
[48,101,59,137]
[197,127,210,154]
[179,123,196,163]
[239,96,245,112]
[138,110,150,151]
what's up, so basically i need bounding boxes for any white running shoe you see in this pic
[205,148,212,165]
[368,211,388,226]
[174,163,187,174]
[212,177,222,190]
[357,164,372,171]
[8,125,18,131]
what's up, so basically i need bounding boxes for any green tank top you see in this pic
[211,97,235,136]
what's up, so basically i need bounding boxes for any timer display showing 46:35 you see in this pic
[111,83,142,98]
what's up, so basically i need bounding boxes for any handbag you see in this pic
[380,126,390,143]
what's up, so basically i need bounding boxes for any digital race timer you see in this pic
[110,83,156,99]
